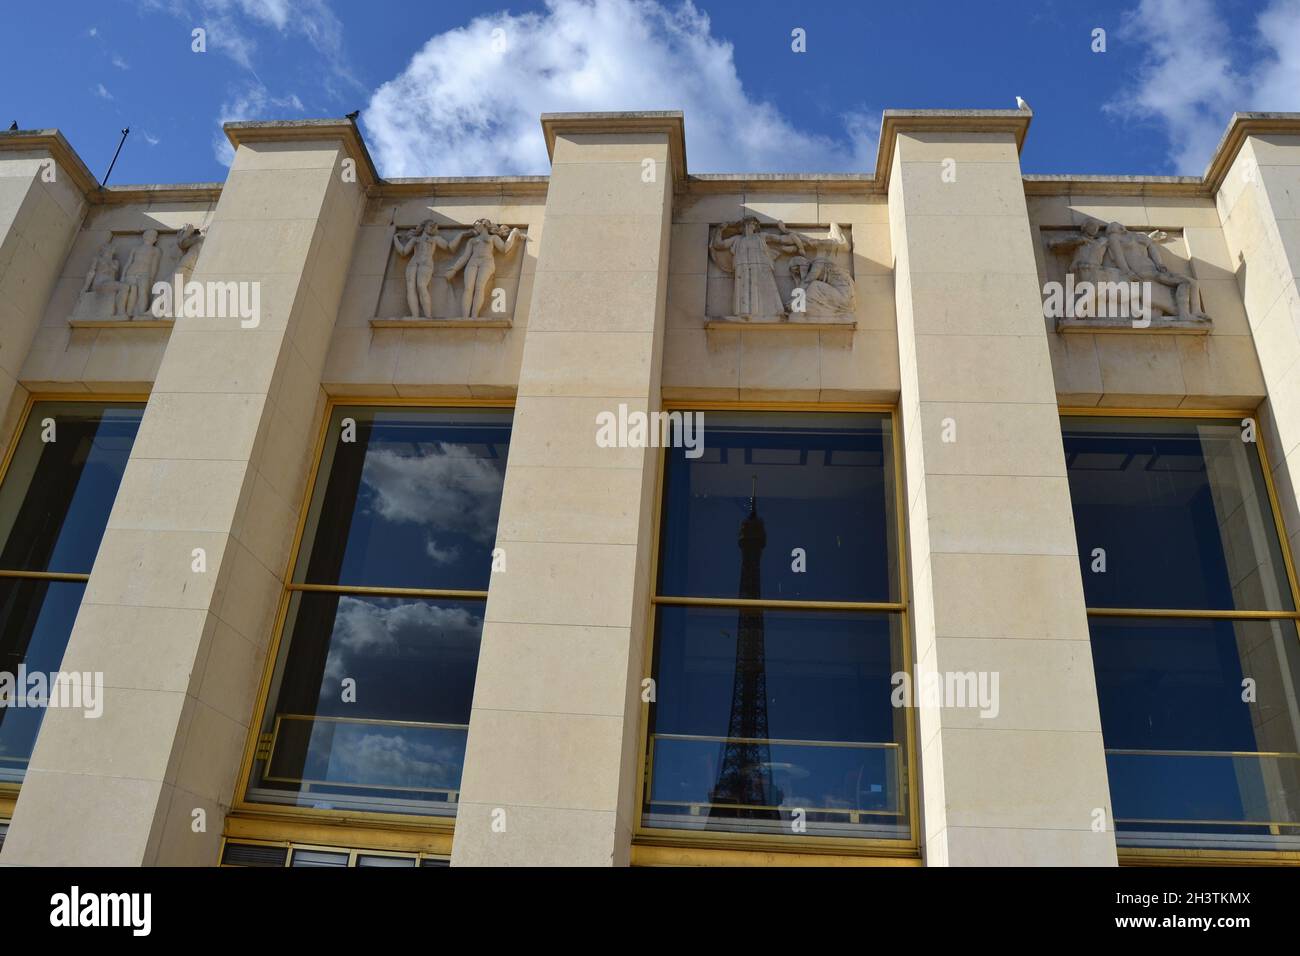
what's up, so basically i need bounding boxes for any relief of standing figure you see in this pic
[710,217,802,321]
[392,220,470,319]
[445,219,523,318]
[116,229,162,317]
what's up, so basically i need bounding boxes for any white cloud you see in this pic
[143,0,350,74]
[324,596,483,681]
[1255,0,1300,110]
[360,442,505,548]
[142,0,361,163]
[93,83,113,100]
[365,0,877,177]
[112,54,130,70]
[1105,0,1300,173]
[328,729,465,790]
[425,538,461,566]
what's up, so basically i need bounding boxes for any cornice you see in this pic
[0,128,100,196]
[875,109,1033,191]
[540,110,687,186]
[224,117,380,188]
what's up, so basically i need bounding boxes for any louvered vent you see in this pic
[221,842,289,867]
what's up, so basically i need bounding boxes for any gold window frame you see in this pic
[225,395,513,858]
[631,401,921,865]
[1061,405,1300,867]
[0,391,149,820]
[218,834,449,867]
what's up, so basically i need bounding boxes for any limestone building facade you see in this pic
[0,110,1298,866]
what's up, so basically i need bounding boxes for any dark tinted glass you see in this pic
[356,854,418,867]
[291,850,349,867]
[0,403,142,574]
[656,412,896,602]
[1093,616,1300,837]
[296,407,511,591]
[0,402,140,784]
[1091,616,1300,752]
[1062,417,1293,611]
[0,579,87,782]
[250,593,482,815]
[643,606,907,839]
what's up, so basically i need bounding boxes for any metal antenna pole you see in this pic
[102,127,130,186]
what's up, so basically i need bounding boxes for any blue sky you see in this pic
[2,0,1297,185]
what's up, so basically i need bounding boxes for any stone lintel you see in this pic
[370,318,512,329]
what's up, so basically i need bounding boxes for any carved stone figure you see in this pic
[1103,221,1206,322]
[116,229,162,317]
[1048,218,1108,284]
[81,242,123,303]
[710,217,801,321]
[786,222,855,319]
[1047,219,1208,327]
[392,220,470,319]
[445,219,522,318]
[175,223,204,279]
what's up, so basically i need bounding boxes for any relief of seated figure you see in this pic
[787,222,856,321]
[1046,218,1209,328]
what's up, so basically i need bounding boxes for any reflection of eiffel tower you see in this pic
[708,477,781,819]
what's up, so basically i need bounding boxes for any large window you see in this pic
[0,400,143,783]
[640,410,912,845]
[243,405,511,818]
[1062,414,1300,852]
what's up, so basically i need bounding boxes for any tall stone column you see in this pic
[884,112,1116,865]
[0,120,369,866]
[451,113,681,866]
[0,131,93,455]
[1215,116,1300,568]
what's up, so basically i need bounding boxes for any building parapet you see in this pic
[7,110,1300,204]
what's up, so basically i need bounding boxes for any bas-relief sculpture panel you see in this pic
[376,218,526,322]
[72,224,204,321]
[1041,218,1211,332]
[706,219,856,324]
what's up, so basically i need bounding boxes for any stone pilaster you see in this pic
[0,120,369,865]
[884,112,1116,865]
[1215,115,1300,572]
[0,131,93,453]
[451,113,680,866]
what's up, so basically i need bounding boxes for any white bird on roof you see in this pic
[1015,96,1031,111]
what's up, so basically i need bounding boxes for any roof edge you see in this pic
[0,128,100,196]
[223,117,380,188]
[874,109,1033,190]
[540,111,687,185]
